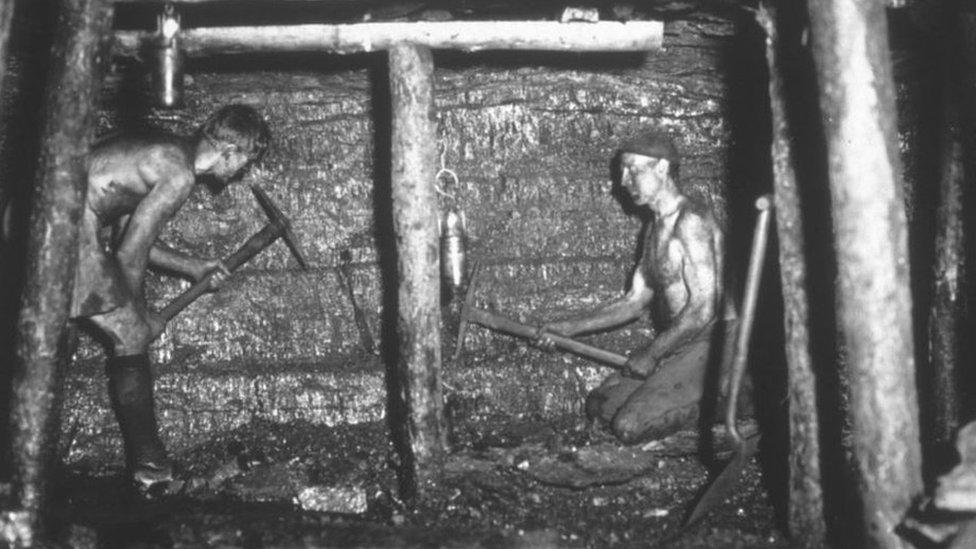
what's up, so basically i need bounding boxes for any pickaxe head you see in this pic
[452,261,482,361]
[251,184,309,269]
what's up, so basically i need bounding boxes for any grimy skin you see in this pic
[541,151,732,442]
[75,107,266,488]
[83,131,242,350]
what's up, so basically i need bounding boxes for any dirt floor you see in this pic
[23,415,789,548]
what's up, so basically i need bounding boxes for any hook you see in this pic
[158,2,180,41]
[434,142,461,201]
[439,143,449,173]
[435,168,460,200]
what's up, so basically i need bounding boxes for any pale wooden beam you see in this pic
[806,0,922,547]
[113,0,363,3]
[112,20,663,57]
[387,42,444,501]
[9,0,113,544]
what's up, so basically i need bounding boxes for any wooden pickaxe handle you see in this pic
[158,185,308,323]
[158,221,284,322]
[464,306,628,368]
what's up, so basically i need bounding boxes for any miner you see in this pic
[538,132,738,443]
[73,104,270,491]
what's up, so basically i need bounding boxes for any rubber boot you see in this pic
[106,354,173,492]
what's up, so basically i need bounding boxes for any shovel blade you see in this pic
[683,434,760,527]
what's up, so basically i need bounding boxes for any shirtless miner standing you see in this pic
[538,132,739,444]
[73,104,270,490]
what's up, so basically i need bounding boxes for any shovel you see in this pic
[683,194,773,527]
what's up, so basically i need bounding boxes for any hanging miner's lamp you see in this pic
[436,162,468,294]
[152,2,183,108]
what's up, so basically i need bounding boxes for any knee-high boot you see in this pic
[106,354,173,487]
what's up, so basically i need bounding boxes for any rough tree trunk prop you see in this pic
[929,68,964,445]
[9,0,111,541]
[388,42,445,501]
[805,0,923,546]
[0,0,14,219]
[758,4,827,545]
[0,0,14,112]
[952,3,976,423]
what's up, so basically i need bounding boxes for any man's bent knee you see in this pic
[611,402,699,444]
[89,307,154,355]
[587,374,642,423]
[114,316,154,354]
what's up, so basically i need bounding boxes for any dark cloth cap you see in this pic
[618,132,679,162]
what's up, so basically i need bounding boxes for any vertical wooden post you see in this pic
[805,0,923,546]
[0,0,15,232]
[758,4,827,545]
[927,0,976,442]
[956,6,976,422]
[929,82,964,445]
[0,0,14,111]
[9,0,111,541]
[388,42,445,500]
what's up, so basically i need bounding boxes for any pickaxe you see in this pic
[453,262,626,368]
[336,248,375,355]
[159,184,309,321]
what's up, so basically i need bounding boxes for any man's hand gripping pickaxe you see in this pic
[453,263,627,368]
[157,185,309,324]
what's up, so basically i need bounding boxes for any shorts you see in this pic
[70,209,129,319]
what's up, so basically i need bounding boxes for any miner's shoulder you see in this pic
[675,198,717,228]
[93,130,191,160]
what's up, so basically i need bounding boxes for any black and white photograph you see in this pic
[0,0,969,547]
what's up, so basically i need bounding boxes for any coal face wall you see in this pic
[3,11,772,462]
[79,14,753,368]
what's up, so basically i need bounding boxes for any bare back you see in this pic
[87,133,194,225]
[72,131,198,321]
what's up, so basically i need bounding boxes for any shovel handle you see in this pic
[466,307,628,368]
[726,194,773,444]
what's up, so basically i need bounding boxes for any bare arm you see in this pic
[149,242,226,283]
[116,208,228,290]
[116,212,214,281]
[543,268,654,337]
[115,171,194,313]
[626,214,720,376]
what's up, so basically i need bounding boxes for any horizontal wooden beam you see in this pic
[112,0,374,3]
[112,20,663,56]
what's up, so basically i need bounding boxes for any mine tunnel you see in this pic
[0,0,973,547]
